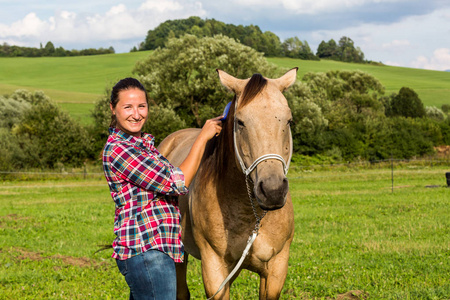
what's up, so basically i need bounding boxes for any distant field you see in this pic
[1,52,449,124]
[0,52,151,124]
[269,57,450,107]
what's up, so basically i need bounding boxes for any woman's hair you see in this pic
[109,77,149,127]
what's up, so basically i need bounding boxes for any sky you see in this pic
[1,0,450,71]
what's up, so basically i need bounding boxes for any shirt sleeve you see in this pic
[109,142,188,195]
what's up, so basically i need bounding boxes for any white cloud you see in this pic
[411,48,450,71]
[382,39,410,49]
[139,0,184,12]
[0,0,206,51]
[0,13,47,37]
[233,0,406,14]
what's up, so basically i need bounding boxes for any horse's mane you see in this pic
[199,73,267,182]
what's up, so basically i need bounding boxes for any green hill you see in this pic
[1,52,449,124]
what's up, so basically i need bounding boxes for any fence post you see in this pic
[391,154,394,193]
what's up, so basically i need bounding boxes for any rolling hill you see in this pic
[1,52,449,125]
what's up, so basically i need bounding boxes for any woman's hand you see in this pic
[179,115,223,187]
[197,116,223,142]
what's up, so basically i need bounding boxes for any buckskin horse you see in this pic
[157,68,297,299]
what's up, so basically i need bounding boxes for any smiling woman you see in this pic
[102,77,223,300]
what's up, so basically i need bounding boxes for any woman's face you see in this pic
[110,88,148,137]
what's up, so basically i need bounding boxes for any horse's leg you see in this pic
[201,253,233,300]
[258,244,290,300]
[176,254,190,300]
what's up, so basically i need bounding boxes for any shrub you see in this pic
[389,87,426,118]
[11,93,93,168]
[426,106,446,121]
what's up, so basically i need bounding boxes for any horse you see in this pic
[157,68,297,299]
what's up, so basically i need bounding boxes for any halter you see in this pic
[232,100,293,177]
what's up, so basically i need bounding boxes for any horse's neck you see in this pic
[222,160,247,193]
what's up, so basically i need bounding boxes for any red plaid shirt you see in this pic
[102,128,188,262]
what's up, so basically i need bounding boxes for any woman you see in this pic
[102,78,222,299]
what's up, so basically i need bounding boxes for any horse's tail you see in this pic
[93,243,112,255]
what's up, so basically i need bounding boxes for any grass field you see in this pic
[1,162,449,299]
[1,53,449,125]
[0,52,150,125]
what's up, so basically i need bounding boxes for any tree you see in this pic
[389,87,426,118]
[337,36,365,63]
[317,37,365,63]
[44,41,55,56]
[0,91,31,129]
[134,34,278,129]
[316,39,338,59]
[11,91,91,168]
[302,70,385,127]
[282,37,318,60]
[0,90,93,170]
[261,31,283,56]
[139,17,285,58]
[284,82,328,154]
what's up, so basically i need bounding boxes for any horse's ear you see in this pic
[216,69,247,93]
[272,67,298,92]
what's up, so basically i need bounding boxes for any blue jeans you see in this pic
[116,250,177,300]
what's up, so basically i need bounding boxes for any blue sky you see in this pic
[1,0,449,71]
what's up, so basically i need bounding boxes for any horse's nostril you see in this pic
[283,177,289,190]
[258,181,267,198]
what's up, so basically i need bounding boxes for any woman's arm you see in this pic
[179,116,223,187]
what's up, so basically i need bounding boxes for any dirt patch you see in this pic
[0,214,31,228]
[336,290,369,300]
[0,214,28,221]
[6,248,108,269]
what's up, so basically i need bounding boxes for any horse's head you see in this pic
[217,68,297,210]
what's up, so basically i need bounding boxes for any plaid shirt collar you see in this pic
[108,127,155,149]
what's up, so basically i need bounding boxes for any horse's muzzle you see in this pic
[255,175,289,210]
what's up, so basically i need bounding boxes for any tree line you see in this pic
[1,34,448,172]
[0,41,115,57]
[136,16,366,63]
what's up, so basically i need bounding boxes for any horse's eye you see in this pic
[287,119,293,126]
[237,119,245,127]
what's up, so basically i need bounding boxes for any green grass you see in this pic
[1,162,449,299]
[1,53,450,124]
[0,52,151,125]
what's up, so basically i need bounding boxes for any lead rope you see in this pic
[207,176,267,300]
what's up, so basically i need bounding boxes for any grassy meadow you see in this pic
[1,52,450,125]
[1,162,449,299]
[0,52,150,125]
[1,52,450,299]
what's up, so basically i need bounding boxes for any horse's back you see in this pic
[157,128,201,166]
[157,128,202,259]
